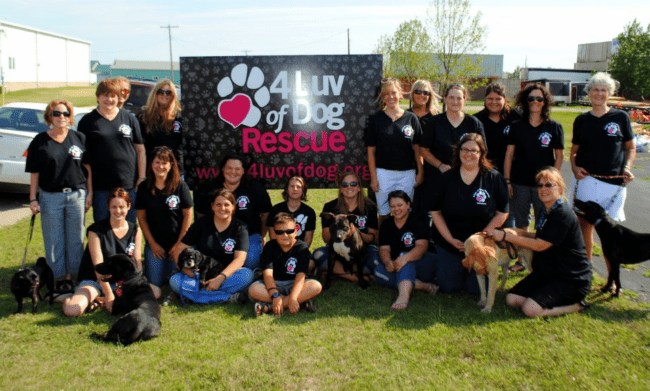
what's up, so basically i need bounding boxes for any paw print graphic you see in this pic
[217,63,270,128]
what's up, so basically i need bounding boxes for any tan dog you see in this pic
[462,230,533,313]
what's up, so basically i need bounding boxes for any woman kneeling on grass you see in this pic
[249,213,322,316]
[486,167,592,318]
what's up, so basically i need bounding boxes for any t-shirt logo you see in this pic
[503,125,510,136]
[236,196,250,210]
[223,239,236,253]
[68,145,83,160]
[402,232,415,247]
[473,188,490,205]
[172,121,182,133]
[539,132,552,147]
[119,124,132,137]
[126,243,136,256]
[285,257,297,274]
[402,125,414,139]
[166,195,180,210]
[295,214,307,236]
[356,215,367,229]
[604,122,620,136]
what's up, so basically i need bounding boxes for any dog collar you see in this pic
[115,280,124,297]
[592,217,602,227]
[347,224,356,239]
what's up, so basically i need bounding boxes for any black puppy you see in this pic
[10,257,54,314]
[574,199,650,296]
[178,248,223,288]
[92,254,161,345]
[322,212,368,290]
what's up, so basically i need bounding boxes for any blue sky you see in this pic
[2,0,647,73]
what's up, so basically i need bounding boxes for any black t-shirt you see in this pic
[534,201,592,283]
[181,216,249,265]
[421,113,486,166]
[431,168,509,253]
[138,114,185,174]
[507,119,564,187]
[572,109,634,185]
[79,108,143,190]
[408,110,437,175]
[135,181,193,252]
[320,199,379,233]
[266,201,316,242]
[379,214,429,259]
[364,110,422,171]
[25,130,89,192]
[77,220,138,282]
[473,109,521,174]
[260,240,310,282]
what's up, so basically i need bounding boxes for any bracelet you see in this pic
[267,286,278,293]
[218,272,227,279]
[437,163,443,169]
[505,179,511,184]
[30,199,38,203]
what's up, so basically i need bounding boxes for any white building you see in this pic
[0,21,94,91]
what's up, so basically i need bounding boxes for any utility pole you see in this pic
[347,29,350,55]
[161,24,178,82]
[242,50,251,56]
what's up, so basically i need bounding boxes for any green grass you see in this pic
[1,188,650,390]
[643,270,650,278]
[2,86,97,107]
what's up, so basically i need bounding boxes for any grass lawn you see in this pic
[2,86,97,107]
[1,186,649,390]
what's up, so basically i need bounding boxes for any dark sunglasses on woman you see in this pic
[527,96,544,103]
[536,183,555,188]
[157,89,173,96]
[341,181,358,188]
[274,228,295,235]
[51,110,71,117]
[413,89,431,96]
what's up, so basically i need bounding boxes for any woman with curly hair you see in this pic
[504,83,564,231]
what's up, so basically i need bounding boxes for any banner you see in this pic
[180,55,383,189]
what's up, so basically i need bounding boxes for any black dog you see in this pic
[178,248,223,288]
[322,212,368,290]
[574,199,650,296]
[92,254,161,345]
[10,257,54,314]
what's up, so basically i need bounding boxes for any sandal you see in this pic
[425,283,439,296]
[301,300,316,313]
[254,301,271,317]
[508,262,526,273]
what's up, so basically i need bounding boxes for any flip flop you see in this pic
[425,283,439,296]
[301,300,316,313]
[254,302,271,317]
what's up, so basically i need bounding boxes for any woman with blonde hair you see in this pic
[138,79,184,173]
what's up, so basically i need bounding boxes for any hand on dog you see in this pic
[149,242,166,260]
[485,229,505,242]
[272,297,284,316]
[450,239,465,252]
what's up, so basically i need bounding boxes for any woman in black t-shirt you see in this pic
[26,100,90,292]
[487,168,591,318]
[504,83,564,230]
[138,80,185,174]
[136,147,193,289]
[266,176,316,246]
[431,134,509,295]
[365,79,423,222]
[169,189,253,304]
[63,188,146,317]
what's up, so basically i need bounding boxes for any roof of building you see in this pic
[111,60,180,71]
[0,21,91,45]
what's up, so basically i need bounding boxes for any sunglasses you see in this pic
[157,89,173,96]
[51,110,71,117]
[341,181,358,188]
[274,228,296,235]
[527,96,544,103]
[536,183,555,188]
[413,89,431,96]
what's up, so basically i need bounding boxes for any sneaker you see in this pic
[228,292,249,304]
[254,301,270,317]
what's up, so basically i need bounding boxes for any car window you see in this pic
[124,84,153,113]
[0,107,49,133]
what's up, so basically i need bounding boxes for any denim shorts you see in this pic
[78,280,116,295]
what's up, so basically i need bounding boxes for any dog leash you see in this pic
[20,215,36,270]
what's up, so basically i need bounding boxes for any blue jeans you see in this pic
[169,267,254,304]
[373,251,437,289]
[436,244,480,295]
[39,189,86,279]
[143,243,178,287]
[244,234,263,270]
[92,188,137,223]
[312,244,380,274]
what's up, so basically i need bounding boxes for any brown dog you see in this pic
[462,230,533,313]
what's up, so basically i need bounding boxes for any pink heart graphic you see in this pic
[218,93,251,128]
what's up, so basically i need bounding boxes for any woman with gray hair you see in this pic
[570,72,636,283]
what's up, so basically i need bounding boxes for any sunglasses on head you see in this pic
[413,89,431,96]
[341,181,358,188]
[51,110,71,118]
[527,96,544,103]
[157,89,173,96]
[274,228,296,235]
[536,182,555,188]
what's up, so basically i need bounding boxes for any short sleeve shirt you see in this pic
[260,240,311,282]
[320,199,379,234]
[181,216,249,265]
[138,114,185,175]
[77,220,138,282]
[266,201,316,242]
[474,109,521,174]
[364,111,422,171]
[379,214,429,259]
[421,113,486,165]
[507,119,564,187]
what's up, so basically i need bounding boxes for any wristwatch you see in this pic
[271,292,280,299]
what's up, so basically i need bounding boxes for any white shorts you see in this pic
[570,176,626,222]
[375,168,416,215]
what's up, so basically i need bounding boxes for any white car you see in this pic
[0,102,92,192]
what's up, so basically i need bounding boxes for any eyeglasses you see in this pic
[413,89,431,96]
[51,110,71,117]
[460,148,480,155]
[527,96,544,103]
[157,89,173,96]
[341,181,358,188]
[536,183,556,188]
[274,228,296,235]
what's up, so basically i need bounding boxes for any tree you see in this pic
[373,19,437,83]
[427,0,488,94]
[505,66,521,80]
[610,19,650,100]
